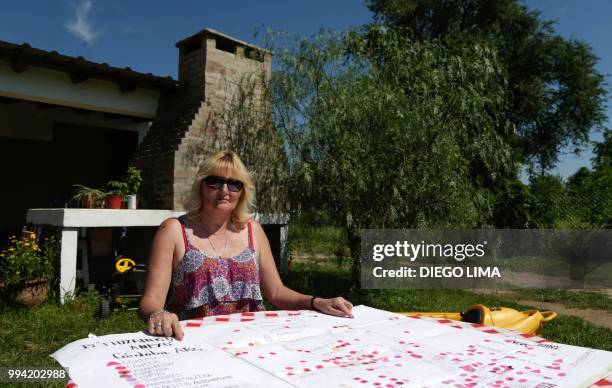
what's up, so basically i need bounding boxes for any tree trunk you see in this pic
[347,223,362,288]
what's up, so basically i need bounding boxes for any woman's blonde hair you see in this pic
[183,150,255,228]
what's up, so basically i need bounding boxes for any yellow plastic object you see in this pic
[398,304,557,335]
[115,257,136,273]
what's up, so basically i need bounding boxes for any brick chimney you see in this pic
[132,28,272,209]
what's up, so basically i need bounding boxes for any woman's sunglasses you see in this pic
[203,176,244,192]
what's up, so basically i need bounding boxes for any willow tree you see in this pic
[271,27,514,283]
[367,0,608,175]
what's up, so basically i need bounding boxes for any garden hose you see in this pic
[398,304,557,335]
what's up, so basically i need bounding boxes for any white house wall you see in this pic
[0,100,151,143]
[0,59,160,119]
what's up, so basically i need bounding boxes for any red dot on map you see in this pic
[303,368,311,372]
[558,373,566,377]
[134,385,145,388]
[115,366,127,370]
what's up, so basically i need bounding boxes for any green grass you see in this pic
[288,222,348,257]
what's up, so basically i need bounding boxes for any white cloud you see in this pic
[65,0,99,45]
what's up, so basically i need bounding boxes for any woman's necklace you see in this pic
[207,229,229,257]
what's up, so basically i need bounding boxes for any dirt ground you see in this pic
[484,289,612,330]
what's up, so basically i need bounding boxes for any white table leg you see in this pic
[59,227,79,303]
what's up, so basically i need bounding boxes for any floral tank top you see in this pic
[166,217,265,319]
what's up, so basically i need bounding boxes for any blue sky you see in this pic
[1,1,609,181]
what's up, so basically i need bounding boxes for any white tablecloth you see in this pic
[52,306,612,388]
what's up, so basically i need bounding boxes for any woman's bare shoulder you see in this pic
[248,219,270,244]
[248,218,264,232]
[157,217,183,237]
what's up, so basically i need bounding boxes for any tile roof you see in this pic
[0,40,177,91]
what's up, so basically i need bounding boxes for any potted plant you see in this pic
[0,230,56,306]
[72,185,106,208]
[106,167,143,209]
[124,167,142,209]
[105,180,128,209]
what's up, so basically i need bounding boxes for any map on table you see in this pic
[51,306,612,387]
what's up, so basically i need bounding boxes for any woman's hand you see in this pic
[313,297,354,318]
[147,310,184,340]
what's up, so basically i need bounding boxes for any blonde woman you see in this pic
[139,150,353,339]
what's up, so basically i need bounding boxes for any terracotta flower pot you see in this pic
[83,197,98,208]
[106,195,123,209]
[5,279,49,307]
